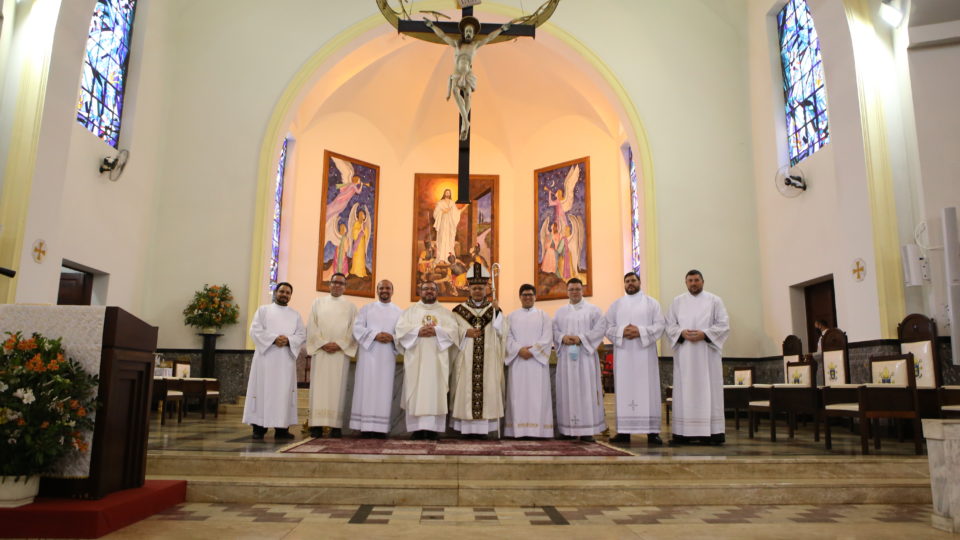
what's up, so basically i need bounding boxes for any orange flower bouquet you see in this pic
[0,331,98,477]
[182,284,240,331]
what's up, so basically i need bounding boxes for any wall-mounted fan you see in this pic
[99,148,130,182]
[774,164,806,198]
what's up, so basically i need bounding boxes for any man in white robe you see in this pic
[306,272,358,438]
[504,283,554,438]
[450,263,505,438]
[553,277,608,442]
[665,269,730,446]
[243,282,306,440]
[396,281,459,439]
[604,272,666,445]
[349,280,402,438]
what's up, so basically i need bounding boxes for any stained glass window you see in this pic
[621,143,642,275]
[777,0,829,165]
[76,0,137,148]
[268,139,289,290]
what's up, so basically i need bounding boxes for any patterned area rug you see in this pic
[280,438,632,457]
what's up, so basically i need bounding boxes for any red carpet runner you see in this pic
[0,479,186,538]
[282,438,632,457]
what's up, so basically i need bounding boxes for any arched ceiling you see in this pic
[291,26,627,162]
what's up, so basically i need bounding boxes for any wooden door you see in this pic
[58,271,92,305]
[804,279,836,353]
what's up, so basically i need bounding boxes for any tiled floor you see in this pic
[103,502,953,539]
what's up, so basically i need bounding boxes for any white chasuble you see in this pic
[665,291,730,437]
[306,295,358,428]
[450,301,506,434]
[243,303,307,428]
[396,301,458,431]
[604,292,665,433]
[349,301,403,433]
[553,300,608,436]
[504,307,554,438]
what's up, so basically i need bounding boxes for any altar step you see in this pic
[146,453,931,507]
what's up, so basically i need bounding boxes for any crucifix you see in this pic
[377,0,560,203]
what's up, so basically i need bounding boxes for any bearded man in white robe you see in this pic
[553,277,608,441]
[604,272,665,445]
[665,269,730,446]
[349,280,402,438]
[504,284,554,438]
[396,281,459,439]
[243,282,306,440]
[306,272,358,438]
[450,263,506,438]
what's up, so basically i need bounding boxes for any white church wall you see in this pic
[907,33,960,331]
[745,0,926,349]
[136,1,764,353]
[13,0,169,325]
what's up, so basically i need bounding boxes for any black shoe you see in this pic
[375,432,388,439]
[251,425,267,440]
[423,431,438,440]
[647,434,663,446]
[558,434,576,441]
[308,427,324,438]
[669,435,688,446]
[411,430,424,440]
[360,431,373,439]
[610,433,630,443]
[330,428,342,438]
[274,428,295,440]
[579,436,596,443]
[709,433,725,446]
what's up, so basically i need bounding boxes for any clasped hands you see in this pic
[418,325,437,337]
[518,346,534,360]
[320,341,342,353]
[682,329,707,342]
[561,335,582,346]
[374,332,394,344]
[622,324,642,340]
[273,335,289,347]
[465,328,483,339]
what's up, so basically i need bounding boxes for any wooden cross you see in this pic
[32,240,46,262]
[398,6,537,203]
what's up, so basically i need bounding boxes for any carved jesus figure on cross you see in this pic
[424,16,513,140]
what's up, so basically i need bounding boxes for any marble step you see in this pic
[146,453,930,482]
[144,473,931,506]
[236,396,311,408]
[221,403,309,416]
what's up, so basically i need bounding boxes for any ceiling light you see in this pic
[880,0,904,27]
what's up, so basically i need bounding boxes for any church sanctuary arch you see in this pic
[245,2,659,345]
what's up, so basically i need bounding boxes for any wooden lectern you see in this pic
[40,307,158,499]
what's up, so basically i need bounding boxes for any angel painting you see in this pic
[534,157,592,299]
[317,151,379,297]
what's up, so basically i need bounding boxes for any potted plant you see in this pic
[182,284,240,333]
[0,331,98,507]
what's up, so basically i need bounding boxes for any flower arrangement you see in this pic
[182,284,240,331]
[0,332,99,477]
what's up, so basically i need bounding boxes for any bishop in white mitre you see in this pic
[553,277,608,441]
[306,272,358,438]
[243,282,306,440]
[503,284,554,438]
[450,263,506,437]
[349,280,403,438]
[665,270,730,445]
[396,280,459,439]
[604,272,665,445]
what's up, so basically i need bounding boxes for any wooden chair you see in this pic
[201,378,220,419]
[747,336,803,436]
[898,313,941,417]
[940,386,960,418]
[823,353,922,455]
[820,328,851,387]
[152,377,183,425]
[723,366,754,430]
[180,378,206,418]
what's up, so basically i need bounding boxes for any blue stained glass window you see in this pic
[777,0,829,165]
[268,139,289,290]
[76,0,137,148]
[620,143,642,275]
